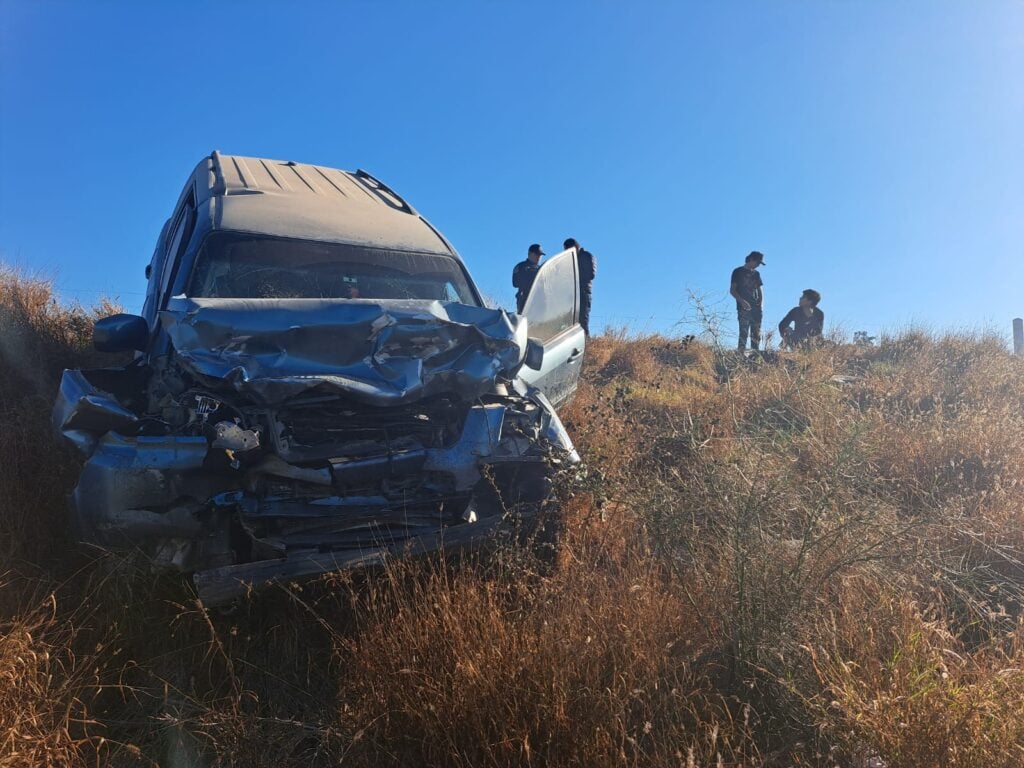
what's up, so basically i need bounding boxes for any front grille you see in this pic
[268,395,467,463]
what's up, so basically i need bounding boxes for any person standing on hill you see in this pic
[730,250,765,352]
[778,289,824,349]
[564,238,596,336]
[513,243,544,313]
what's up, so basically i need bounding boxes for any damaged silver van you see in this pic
[53,152,586,603]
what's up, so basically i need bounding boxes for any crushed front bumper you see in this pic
[64,394,576,603]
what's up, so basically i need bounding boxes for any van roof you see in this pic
[190,152,456,256]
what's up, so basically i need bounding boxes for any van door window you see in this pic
[521,250,578,342]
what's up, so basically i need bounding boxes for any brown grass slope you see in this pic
[1,270,1022,767]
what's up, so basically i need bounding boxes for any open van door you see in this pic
[517,248,586,408]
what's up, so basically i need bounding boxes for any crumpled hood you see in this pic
[160,299,528,405]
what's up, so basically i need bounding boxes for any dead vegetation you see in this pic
[1,269,1023,766]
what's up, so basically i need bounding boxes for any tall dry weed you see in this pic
[0,269,122,566]
[0,593,106,768]
[335,533,758,768]
[808,582,1024,767]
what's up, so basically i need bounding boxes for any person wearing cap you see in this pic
[564,238,596,336]
[778,289,824,349]
[730,251,766,352]
[513,243,544,313]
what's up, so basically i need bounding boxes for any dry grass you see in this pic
[0,593,103,768]
[1,269,1023,766]
[334,532,755,768]
[807,582,1024,768]
[0,268,122,568]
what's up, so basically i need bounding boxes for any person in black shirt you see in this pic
[778,289,825,349]
[730,251,765,351]
[513,243,543,313]
[564,238,596,336]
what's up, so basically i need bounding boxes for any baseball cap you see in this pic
[746,250,766,264]
[528,243,545,255]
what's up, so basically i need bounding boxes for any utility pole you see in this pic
[1014,318,1023,355]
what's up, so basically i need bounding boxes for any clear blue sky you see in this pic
[2,1,1022,341]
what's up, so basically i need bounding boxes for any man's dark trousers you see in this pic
[738,307,762,351]
[579,285,593,336]
[577,248,596,336]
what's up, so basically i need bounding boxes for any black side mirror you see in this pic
[524,338,544,371]
[94,314,149,353]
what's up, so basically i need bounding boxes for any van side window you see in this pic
[158,191,196,304]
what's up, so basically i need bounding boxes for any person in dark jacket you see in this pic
[513,243,544,312]
[564,238,596,335]
[778,289,824,349]
[730,251,765,351]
